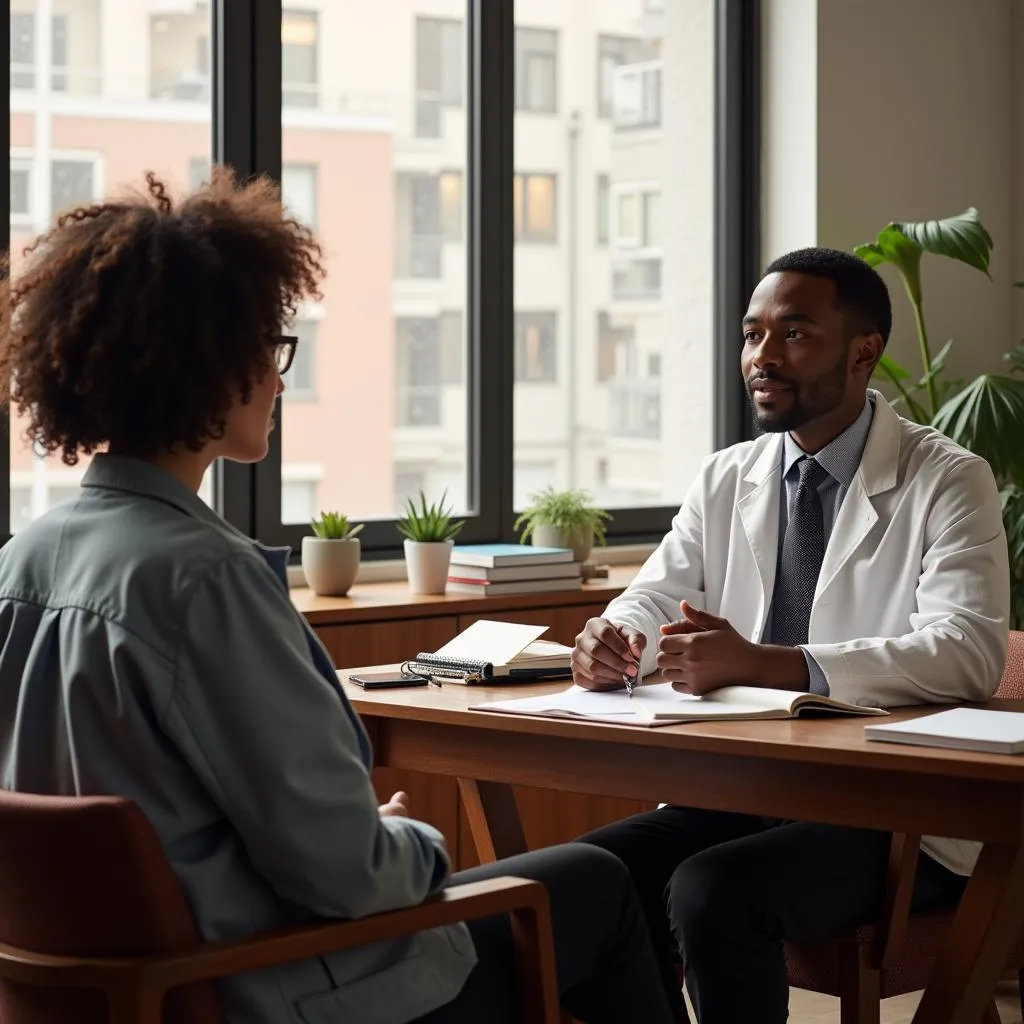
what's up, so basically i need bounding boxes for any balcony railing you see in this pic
[10,62,100,96]
[609,377,661,440]
[396,385,442,427]
[612,257,662,301]
[150,68,210,101]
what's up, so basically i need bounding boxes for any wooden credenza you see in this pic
[292,567,655,867]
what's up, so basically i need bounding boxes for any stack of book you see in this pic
[447,544,582,596]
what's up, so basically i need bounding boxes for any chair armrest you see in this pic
[872,832,921,970]
[0,876,549,992]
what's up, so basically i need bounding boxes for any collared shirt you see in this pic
[0,454,472,1024]
[764,397,875,693]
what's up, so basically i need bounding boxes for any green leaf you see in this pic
[931,374,1024,481]
[895,208,993,280]
[855,225,924,305]
[875,353,911,381]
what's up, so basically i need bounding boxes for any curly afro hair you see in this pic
[0,168,326,465]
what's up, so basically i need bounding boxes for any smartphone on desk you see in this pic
[348,671,429,689]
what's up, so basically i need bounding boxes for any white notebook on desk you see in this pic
[472,682,886,728]
[865,708,1024,755]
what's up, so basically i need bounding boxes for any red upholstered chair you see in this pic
[783,629,1024,1024]
[0,791,560,1024]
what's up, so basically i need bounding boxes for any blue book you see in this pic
[450,543,574,568]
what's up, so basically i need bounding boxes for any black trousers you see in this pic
[577,807,968,1024]
[415,844,676,1023]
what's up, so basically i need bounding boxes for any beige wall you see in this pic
[763,0,1023,384]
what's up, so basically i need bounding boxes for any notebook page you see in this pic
[480,685,640,717]
[433,620,548,665]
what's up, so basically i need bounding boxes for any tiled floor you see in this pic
[682,983,1024,1022]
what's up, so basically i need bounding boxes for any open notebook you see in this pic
[406,620,573,683]
[472,682,887,727]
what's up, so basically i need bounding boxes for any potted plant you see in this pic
[855,208,1024,626]
[513,486,612,563]
[301,512,364,596]
[397,491,465,595]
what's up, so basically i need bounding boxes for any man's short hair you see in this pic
[762,247,892,346]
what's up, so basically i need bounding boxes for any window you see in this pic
[150,12,211,101]
[612,184,661,250]
[597,35,653,118]
[439,311,463,384]
[282,164,317,228]
[597,174,610,245]
[282,480,318,524]
[514,0,716,514]
[10,160,31,225]
[515,28,557,113]
[613,61,662,129]
[439,171,463,241]
[282,10,318,108]
[395,318,442,427]
[50,159,98,217]
[10,12,34,90]
[513,173,557,243]
[8,0,213,535]
[597,312,634,383]
[283,320,316,400]
[415,17,464,138]
[515,312,558,383]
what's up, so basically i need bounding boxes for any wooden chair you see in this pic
[0,790,560,1024]
[784,629,1024,1023]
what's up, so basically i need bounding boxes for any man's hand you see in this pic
[572,617,647,691]
[658,601,809,694]
[379,790,410,818]
[657,601,759,695]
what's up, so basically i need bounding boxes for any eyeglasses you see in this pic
[275,335,298,375]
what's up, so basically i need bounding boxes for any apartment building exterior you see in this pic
[9,0,715,530]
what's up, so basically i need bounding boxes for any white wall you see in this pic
[763,0,1022,383]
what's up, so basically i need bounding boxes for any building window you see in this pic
[188,157,210,190]
[10,160,32,226]
[282,10,318,108]
[648,352,662,378]
[282,480,318,524]
[612,185,661,250]
[282,163,317,228]
[439,310,463,385]
[51,14,68,92]
[513,173,557,243]
[597,312,634,382]
[396,318,442,427]
[597,35,652,118]
[394,468,426,513]
[515,27,557,113]
[613,61,662,129]
[395,171,444,279]
[515,312,557,383]
[439,170,463,241]
[10,12,34,90]
[51,159,97,217]
[597,174,610,245]
[150,13,211,100]
[283,320,316,400]
[415,17,464,137]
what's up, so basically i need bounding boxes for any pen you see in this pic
[624,660,636,698]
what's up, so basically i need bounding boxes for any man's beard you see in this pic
[747,354,848,433]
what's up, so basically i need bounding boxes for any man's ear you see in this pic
[851,332,885,377]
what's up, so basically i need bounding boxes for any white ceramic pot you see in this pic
[404,538,454,595]
[301,537,360,596]
[532,523,594,564]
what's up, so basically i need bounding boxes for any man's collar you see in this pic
[782,397,875,489]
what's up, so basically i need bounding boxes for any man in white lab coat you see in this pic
[574,247,1010,1024]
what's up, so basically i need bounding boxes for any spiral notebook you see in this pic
[405,619,574,684]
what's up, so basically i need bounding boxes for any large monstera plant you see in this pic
[855,209,1024,628]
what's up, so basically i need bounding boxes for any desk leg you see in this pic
[458,779,529,863]
[913,842,1024,1024]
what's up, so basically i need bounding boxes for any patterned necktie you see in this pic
[770,457,830,647]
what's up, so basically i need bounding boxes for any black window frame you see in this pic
[0,0,758,554]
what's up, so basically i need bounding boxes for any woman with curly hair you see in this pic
[0,172,677,1024]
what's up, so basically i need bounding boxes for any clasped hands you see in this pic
[572,601,806,694]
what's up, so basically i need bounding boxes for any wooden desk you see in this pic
[344,674,1024,1024]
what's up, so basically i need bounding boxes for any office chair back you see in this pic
[997,630,1024,699]
[0,789,221,1024]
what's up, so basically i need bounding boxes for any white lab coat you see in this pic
[604,392,1010,875]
